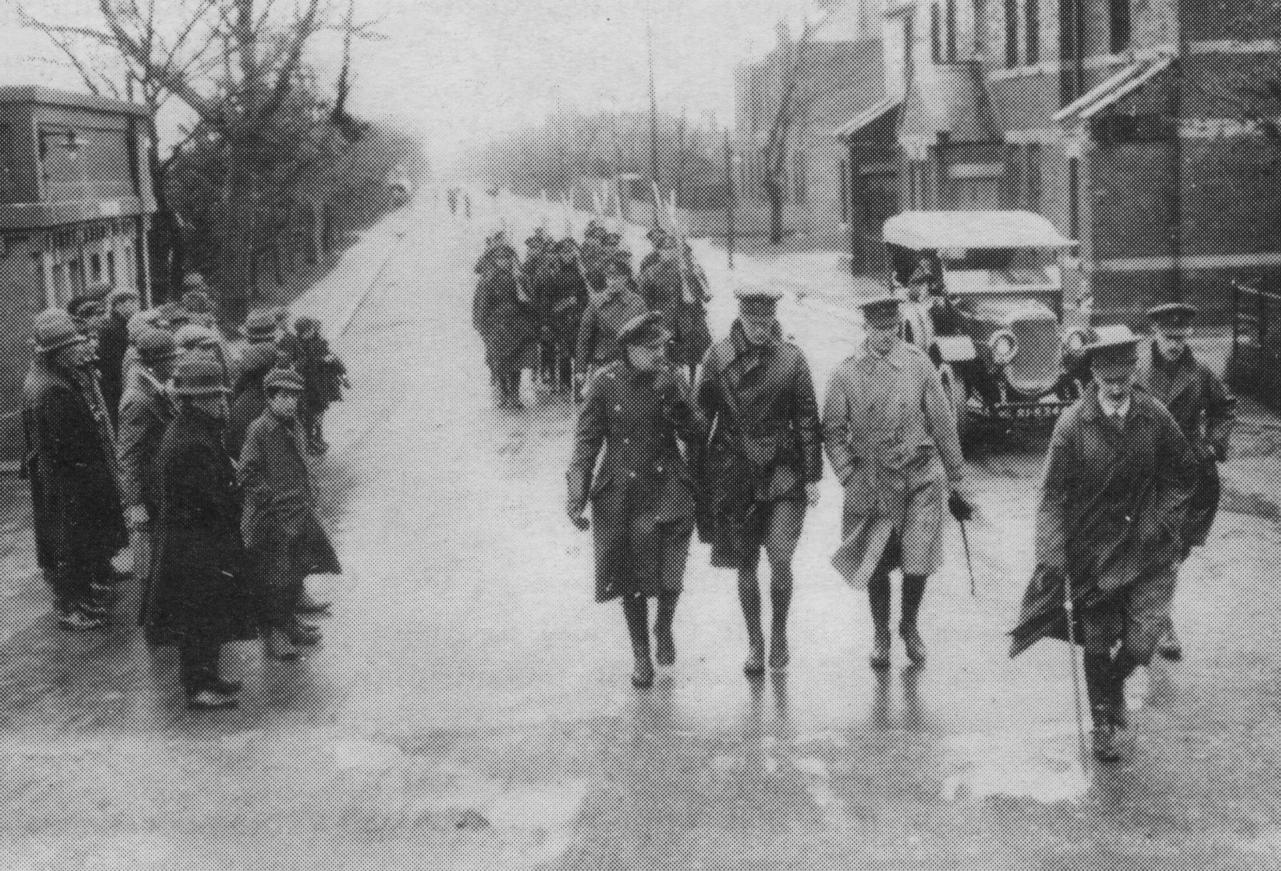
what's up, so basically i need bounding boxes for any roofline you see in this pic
[0,85,151,118]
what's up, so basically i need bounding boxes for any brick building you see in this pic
[0,86,156,465]
[840,0,1281,321]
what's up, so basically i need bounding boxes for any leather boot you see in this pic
[899,621,927,666]
[1109,649,1139,731]
[653,593,678,666]
[264,627,300,662]
[622,596,653,688]
[1084,652,1121,762]
[1156,624,1183,661]
[1091,708,1121,763]
[768,583,792,670]
[869,627,892,670]
[631,643,655,688]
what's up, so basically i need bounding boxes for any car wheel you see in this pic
[939,363,970,448]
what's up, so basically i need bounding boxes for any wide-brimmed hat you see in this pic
[33,309,88,354]
[263,367,305,394]
[859,295,903,329]
[171,355,229,396]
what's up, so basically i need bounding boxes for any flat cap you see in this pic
[735,284,783,315]
[1084,334,1140,368]
[33,309,88,354]
[67,296,104,320]
[263,366,305,393]
[107,288,140,308]
[181,272,210,292]
[859,294,904,329]
[237,342,281,374]
[135,327,178,363]
[171,355,228,396]
[617,311,670,349]
[243,309,278,342]
[174,323,220,350]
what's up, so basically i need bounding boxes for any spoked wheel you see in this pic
[938,363,971,450]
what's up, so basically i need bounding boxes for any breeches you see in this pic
[740,500,806,583]
[1081,565,1178,663]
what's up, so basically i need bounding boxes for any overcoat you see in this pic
[1135,338,1235,547]
[575,289,648,367]
[473,271,538,376]
[533,261,590,353]
[144,408,259,646]
[1034,389,1198,594]
[22,358,127,571]
[821,340,965,587]
[567,361,704,602]
[238,411,342,590]
[639,259,712,366]
[97,312,130,426]
[227,364,270,459]
[116,366,174,511]
[695,322,823,566]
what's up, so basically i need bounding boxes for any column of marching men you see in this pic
[21,276,349,711]
[470,219,1237,765]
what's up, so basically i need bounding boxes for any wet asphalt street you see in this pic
[3,197,1281,869]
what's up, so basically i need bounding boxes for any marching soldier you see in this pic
[472,242,538,410]
[146,355,258,708]
[1136,303,1236,660]
[22,310,128,629]
[1023,335,1197,762]
[695,286,822,674]
[639,234,712,382]
[638,226,669,276]
[534,238,592,394]
[567,312,705,687]
[821,296,970,669]
[575,258,648,377]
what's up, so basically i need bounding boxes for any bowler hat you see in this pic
[263,367,305,394]
[243,309,278,342]
[1084,334,1139,370]
[859,295,903,329]
[67,296,104,321]
[135,327,178,364]
[735,284,782,316]
[1147,302,1198,331]
[33,309,88,354]
[171,355,229,396]
[618,311,670,349]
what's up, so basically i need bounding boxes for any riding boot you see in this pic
[506,374,525,410]
[622,596,653,688]
[1109,648,1139,731]
[867,570,892,669]
[1084,652,1120,763]
[768,583,792,670]
[1156,617,1183,661]
[899,574,928,665]
[738,570,765,676]
[653,592,679,666]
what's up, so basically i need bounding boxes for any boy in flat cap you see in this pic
[567,311,705,688]
[1022,333,1197,762]
[822,295,970,669]
[1136,303,1236,660]
[695,285,822,674]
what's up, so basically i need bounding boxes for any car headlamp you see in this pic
[989,330,1018,365]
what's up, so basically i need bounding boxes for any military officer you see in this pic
[822,296,970,668]
[1136,303,1236,660]
[567,312,704,688]
[575,258,648,376]
[695,286,823,674]
[639,234,712,381]
[1031,334,1197,762]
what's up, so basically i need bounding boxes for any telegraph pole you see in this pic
[646,20,662,225]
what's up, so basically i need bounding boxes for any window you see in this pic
[839,160,850,222]
[1110,0,1131,52]
[1068,157,1080,239]
[90,252,102,282]
[107,250,116,285]
[1026,143,1043,209]
[1026,0,1040,64]
[1005,0,1019,67]
[931,4,942,63]
[0,124,17,199]
[946,0,958,61]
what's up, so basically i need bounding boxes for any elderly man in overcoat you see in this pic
[1135,302,1236,661]
[1030,335,1197,762]
[822,296,970,669]
[567,312,705,688]
[239,367,341,661]
[473,243,537,410]
[145,355,258,709]
[22,309,128,630]
[696,286,822,675]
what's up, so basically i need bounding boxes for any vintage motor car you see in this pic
[881,210,1092,443]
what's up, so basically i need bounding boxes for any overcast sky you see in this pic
[0,0,822,171]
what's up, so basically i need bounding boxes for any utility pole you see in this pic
[725,130,736,270]
[646,20,662,225]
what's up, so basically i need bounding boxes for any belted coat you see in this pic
[575,289,648,367]
[822,340,966,587]
[1135,339,1236,548]
[567,361,704,602]
[695,322,823,566]
[473,271,538,376]
[639,259,712,366]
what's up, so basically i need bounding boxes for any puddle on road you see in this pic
[940,726,1093,805]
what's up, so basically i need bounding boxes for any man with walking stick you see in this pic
[1011,334,1197,764]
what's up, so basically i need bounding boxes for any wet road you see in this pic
[3,197,1281,869]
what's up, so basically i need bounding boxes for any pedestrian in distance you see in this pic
[1012,334,1198,763]
[822,295,972,669]
[567,311,705,688]
[22,309,128,630]
[534,238,592,396]
[1135,303,1236,661]
[575,258,649,384]
[473,242,538,410]
[97,288,140,429]
[290,316,347,454]
[695,286,823,675]
[239,367,341,661]
[145,354,258,709]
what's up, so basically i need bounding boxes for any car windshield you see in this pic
[889,244,1057,291]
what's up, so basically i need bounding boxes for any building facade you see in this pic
[0,86,156,465]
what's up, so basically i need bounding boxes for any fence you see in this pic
[1229,280,1281,411]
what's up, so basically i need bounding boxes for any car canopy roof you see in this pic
[884,210,1076,250]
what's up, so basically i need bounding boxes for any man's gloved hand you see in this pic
[567,505,590,530]
[948,489,974,522]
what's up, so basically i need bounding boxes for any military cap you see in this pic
[237,342,281,374]
[171,355,229,396]
[135,327,178,364]
[107,288,140,308]
[1147,302,1198,331]
[735,284,783,316]
[33,309,88,354]
[174,323,220,350]
[243,309,278,342]
[859,294,904,329]
[617,311,670,349]
[182,289,215,315]
[1084,333,1140,371]
[263,366,305,394]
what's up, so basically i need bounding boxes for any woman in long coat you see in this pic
[145,356,259,709]
[566,312,704,688]
[473,244,537,409]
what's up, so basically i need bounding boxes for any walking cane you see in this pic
[957,516,977,596]
[1059,571,1092,773]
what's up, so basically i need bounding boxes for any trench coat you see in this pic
[144,408,259,647]
[695,322,823,566]
[575,289,649,367]
[533,261,590,353]
[1135,339,1236,548]
[473,271,538,376]
[821,340,965,587]
[639,259,712,367]
[22,359,127,571]
[567,361,704,602]
[116,366,174,511]
[238,411,341,590]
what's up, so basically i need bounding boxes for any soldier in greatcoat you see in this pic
[822,296,971,669]
[22,309,128,630]
[1134,303,1235,660]
[239,368,342,661]
[473,243,537,410]
[639,234,712,381]
[567,312,705,688]
[695,286,823,674]
[116,328,177,618]
[534,238,592,394]
[1021,335,1197,762]
[145,355,258,709]
[575,258,649,377]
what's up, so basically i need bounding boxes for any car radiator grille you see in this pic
[1007,320,1061,397]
